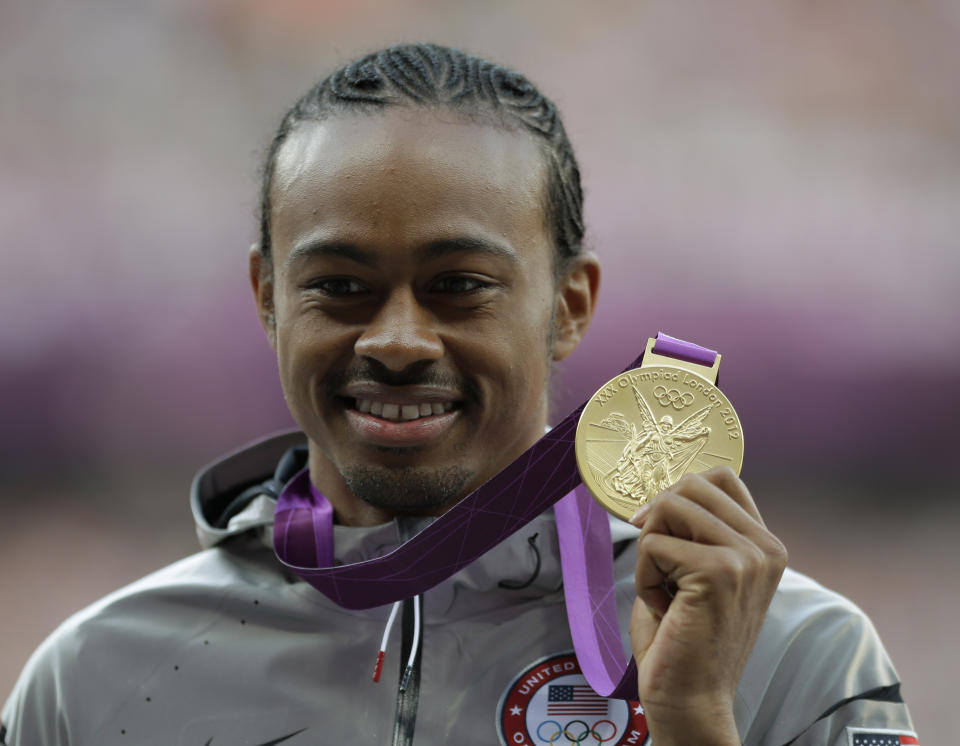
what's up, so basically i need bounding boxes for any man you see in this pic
[2,43,915,745]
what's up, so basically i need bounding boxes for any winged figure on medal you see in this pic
[593,386,712,507]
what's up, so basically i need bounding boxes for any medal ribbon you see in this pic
[273,333,717,699]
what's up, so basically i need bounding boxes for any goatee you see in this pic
[341,463,473,513]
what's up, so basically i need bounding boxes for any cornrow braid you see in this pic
[259,43,585,274]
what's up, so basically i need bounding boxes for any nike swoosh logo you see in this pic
[204,727,307,746]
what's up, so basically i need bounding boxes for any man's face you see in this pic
[255,108,596,523]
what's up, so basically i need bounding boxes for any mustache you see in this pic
[324,359,481,403]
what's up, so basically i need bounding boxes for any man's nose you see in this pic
[353,289,444,371]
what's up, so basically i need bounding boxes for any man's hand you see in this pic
[628,467,788,746]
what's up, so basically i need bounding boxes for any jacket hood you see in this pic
[191,430,308,550]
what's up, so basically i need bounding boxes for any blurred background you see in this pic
[1,0,956,740]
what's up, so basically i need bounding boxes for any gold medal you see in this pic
[575,337,744,521]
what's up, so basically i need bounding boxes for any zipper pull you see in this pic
[399,595,422,691]
[399,664,414,692]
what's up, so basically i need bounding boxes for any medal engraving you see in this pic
[575,363,744,521]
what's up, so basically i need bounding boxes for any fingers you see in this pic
[634,528,786,621]
[633,486,746,547]
[630,467,789,617]
[627,467,789,728]
[696,466,764,526]
[631,467,768,539]
[634,532,735,617]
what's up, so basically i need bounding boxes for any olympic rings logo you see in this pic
[654,385,694,410]
[536,719,619,744]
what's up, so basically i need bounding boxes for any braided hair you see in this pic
[258,43,584,274]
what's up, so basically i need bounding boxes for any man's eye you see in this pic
[431,275,491,294]
[306,278,366,296]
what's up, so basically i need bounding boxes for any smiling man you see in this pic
[2,44,916,746]
[254,105,579,525]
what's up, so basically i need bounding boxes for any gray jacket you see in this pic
[2,432,915,745]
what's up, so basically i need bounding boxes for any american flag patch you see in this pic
[847,727,919,745]
[546,684,609,716]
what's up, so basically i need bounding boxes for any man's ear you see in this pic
[249,243,277,350]
[552,252,600,362]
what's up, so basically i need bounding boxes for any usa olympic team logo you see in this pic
[496,652,648,746]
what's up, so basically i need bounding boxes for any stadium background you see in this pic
[1,1,956,740]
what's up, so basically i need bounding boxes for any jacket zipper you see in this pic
[391,596,423,746]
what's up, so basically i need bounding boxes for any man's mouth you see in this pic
[354,399,456,422]
[339,385,465,447]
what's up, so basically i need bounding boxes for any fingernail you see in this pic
[629,504,651,526]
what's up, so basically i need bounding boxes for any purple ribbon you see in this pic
[273,332,717,699]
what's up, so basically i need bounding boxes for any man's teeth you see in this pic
[355,399,454,421]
